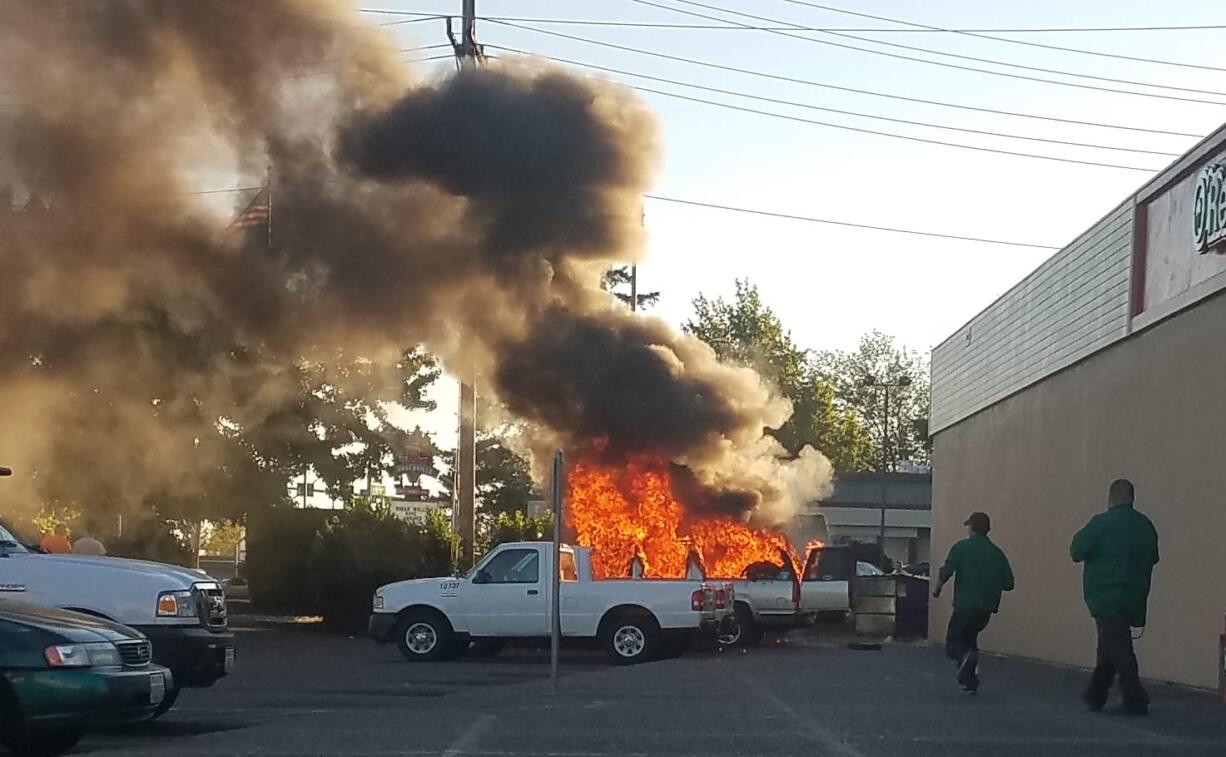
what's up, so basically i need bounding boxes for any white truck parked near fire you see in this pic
[722,544,857,646]
[369,542,733,665]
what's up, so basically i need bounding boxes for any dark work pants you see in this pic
[1085,617,1148,707]
[945,608,991,688]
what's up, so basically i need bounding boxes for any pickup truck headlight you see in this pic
[156,590,197,618]
[372,592,384,611]
[45,642,122,668]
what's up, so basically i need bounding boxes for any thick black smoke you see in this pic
[0,1,830,527]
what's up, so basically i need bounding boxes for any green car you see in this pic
[0,599,173,756]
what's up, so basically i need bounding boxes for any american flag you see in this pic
[232,186,270,229]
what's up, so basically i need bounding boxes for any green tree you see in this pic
[480,510,553,555]
[601,266,659,311]
[684,280,874,471]
[440,435,538,517]
[200,520,244,557]
[813,331,931,471]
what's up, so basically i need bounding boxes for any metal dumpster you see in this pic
[852,575,897,637]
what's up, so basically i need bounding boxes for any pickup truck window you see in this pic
[560,551,577,581]
[481,548,540,584]
[0,522,30,554]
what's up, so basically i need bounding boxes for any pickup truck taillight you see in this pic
[690,589,706,611]
[714,588,727,609]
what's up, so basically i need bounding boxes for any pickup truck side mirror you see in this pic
[471,570,492,585]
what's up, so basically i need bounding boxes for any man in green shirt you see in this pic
[1071,479,1159,716]
[932,512,1015,693]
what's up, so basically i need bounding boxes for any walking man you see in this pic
[932,512,1015,693]
[1071,478,1159,716]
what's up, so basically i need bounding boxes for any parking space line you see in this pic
[748,678,868,757]
[442,712,497,757]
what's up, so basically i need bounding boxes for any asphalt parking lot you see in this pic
[75,621,1226,757]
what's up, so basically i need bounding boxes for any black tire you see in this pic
[394,609,456,662]
[721,604,762,648]
[469,638,506,658]
[149,681,181,720]
[601,610,660,665]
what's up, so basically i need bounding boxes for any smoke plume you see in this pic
[0,1,829,528]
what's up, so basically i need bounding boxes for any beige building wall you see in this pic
[931,290,1226,690]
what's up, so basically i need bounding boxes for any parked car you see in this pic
[0,599,172,756]
[0,517,234,717]
[721,545,856,646]
[369,541,734,665]
[856,561,886,577]
[221,576,249,601]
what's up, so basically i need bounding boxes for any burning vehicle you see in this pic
[0,1,832,632]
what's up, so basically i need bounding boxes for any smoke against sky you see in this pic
[0,1,829,526]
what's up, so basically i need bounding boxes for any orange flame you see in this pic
[567,456,802,579]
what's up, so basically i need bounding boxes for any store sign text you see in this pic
[1193,163,1226,254]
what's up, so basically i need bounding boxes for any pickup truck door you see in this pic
[799,546,854,612]
[462,546,551,636]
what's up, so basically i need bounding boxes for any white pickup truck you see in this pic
[0,517,234,716]
[369,541,734,665]
[722,544,857,646]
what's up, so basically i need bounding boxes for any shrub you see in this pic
[246,506,329,614]
[308,504,457,633]
[108,518,192,566]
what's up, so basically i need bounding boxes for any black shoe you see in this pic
[957,652,979,690]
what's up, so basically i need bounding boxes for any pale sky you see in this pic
[359,0,1226,448]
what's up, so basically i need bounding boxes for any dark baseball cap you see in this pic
[964,512,991,533]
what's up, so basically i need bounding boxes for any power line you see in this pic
[642,195,1061,249]
[774,0,1226,73]
[0,44,450,102]
[186,184,1061,249]
[492,51,1156,170]
[490,46,1180,158]
[629,0,1226,105]
[628,82,1155,171]
[358,8,1226,33]
[482,20,1203,139]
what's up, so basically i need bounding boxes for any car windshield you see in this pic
[0,521,31,553]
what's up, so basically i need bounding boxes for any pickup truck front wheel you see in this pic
[601,611,660,665]
[394,610,455,663]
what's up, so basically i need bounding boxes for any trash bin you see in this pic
[853,575,897,637]
[894,574,930,639]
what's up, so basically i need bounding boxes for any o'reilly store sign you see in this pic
[1193,162,1226,254]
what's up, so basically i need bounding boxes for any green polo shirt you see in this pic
[938,533,1015,612]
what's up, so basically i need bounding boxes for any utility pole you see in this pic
[630,265,638,313]
[864,375,911,569]
[450,0,482,568]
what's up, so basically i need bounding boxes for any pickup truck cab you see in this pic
[723,545,856,646]
[0,518,233,717]
[369,542,733,665]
